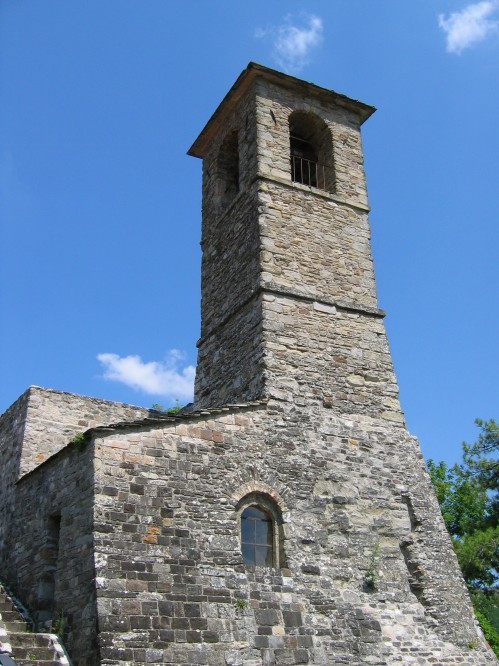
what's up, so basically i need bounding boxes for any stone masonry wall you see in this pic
[0,390,30,569]
[19,386,150,476]
[261,293,404,421]
[257,181,377,310]
[198,184,261,340]
[195,294,266,407]
[194,81,263,407]
[90,404,494,665]
[199,81,258,225]
[251,77,399,418]
[10,441,97,665]
[0,387,151,662]
[194,180,265,407]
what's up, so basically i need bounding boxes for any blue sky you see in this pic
[1,1,497,465]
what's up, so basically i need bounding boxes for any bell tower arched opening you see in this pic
[216,130,239,212]
[289,110,335,193]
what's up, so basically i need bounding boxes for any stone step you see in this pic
[10,646,59,661]
[9,633,54,648]
[17,662,61,666]
[3,620,30,632]
[0,610,28,623]
[8,633,61,664]
[0,581,68,666]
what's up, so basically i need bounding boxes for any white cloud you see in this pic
[255,14,323,73]
[438,1,499,54]
[97,349,195,401]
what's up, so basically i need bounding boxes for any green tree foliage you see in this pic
[427,419,499,653]
[426,458,488,539]
[455,528,499,591]
[475,608,499,655]
[464,419,499,516]
[151,402,182,414]
[427,419,499,589]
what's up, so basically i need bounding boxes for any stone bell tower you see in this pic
[1,62,494,666]
[190,63,403,423]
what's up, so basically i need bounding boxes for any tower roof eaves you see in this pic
[188,62,376,159]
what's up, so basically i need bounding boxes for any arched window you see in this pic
[289,111,334,192]
[237,494,284,568]
[241,505,273,567]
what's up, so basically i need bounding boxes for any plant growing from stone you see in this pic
[52,610,66,638]
[69,431,90,451]
[235,599,248,610]
[364,543,380,591]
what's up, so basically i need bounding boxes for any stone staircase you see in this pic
[0,583,69,666]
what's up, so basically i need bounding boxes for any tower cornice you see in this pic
[188,62,376,159]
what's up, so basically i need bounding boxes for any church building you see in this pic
[0,63,495,665]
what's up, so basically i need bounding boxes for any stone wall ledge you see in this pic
[260,282,385,318]
[199,170,370,247]
[197,283,385,348]
[256,172,371,213]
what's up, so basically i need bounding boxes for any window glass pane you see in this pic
[255,518,273,546]
[240,504,276,568]
[242,543,255,566]
[255,546,273,567]
[241,516,254,544]
[242,506,265,519]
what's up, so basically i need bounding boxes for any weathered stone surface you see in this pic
[0,387,149,663]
